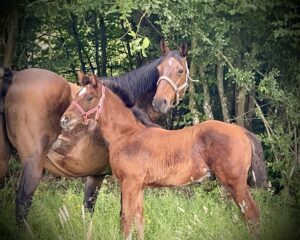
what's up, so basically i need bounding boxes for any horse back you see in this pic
[110,120,252,187]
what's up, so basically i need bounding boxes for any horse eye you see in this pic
[178,69,184,74]
[87,96,93,101]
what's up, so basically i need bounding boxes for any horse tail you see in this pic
[245,130,268,189]
[1,68,14,100]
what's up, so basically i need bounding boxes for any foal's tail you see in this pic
[246,130,268,189]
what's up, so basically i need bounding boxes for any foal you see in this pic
[61,75,260,239]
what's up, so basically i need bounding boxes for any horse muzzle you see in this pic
[152,98,170,114]
[60,116,72,130]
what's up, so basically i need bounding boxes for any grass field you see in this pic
[0,174,299,240]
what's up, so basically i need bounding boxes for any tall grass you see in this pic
[0,176,299,240]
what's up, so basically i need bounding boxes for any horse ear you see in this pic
[160,39,170,55]
[90,74,98,88]
[78,71,88,86]
[180,43,188,57]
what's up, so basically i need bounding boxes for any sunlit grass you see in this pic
[0,177,299,240]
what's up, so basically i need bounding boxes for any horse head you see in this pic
[60,72,105,131]
[152,40,188,113]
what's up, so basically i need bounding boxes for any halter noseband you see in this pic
[156,62,190,106]
[71,85,106,125]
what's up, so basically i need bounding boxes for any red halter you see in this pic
[71,85,106,125]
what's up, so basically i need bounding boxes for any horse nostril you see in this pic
[60,116,69,128]
[163,99,168,105]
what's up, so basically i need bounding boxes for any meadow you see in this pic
[0,166,299,240]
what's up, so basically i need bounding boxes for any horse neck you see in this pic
[98,89,143,144]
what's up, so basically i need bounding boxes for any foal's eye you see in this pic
[87,96,93,101]
[178,69,184,74]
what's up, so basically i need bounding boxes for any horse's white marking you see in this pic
[252,170,256,183]
[194,169,211,183]
[239,200,248,214]
[168,58,174,66]
[79,87,87,96]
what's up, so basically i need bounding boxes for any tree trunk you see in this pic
[216,61,230,122]
[121,20,133,69]
[188,38,200,125]
[70,13,86,73]
[92,13,101,75]
[99,16,107,76]
[245,91,255,130]
[199,65,214,119]
[3,9,18,68]
[236,87,247,127]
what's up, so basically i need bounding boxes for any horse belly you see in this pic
[46,131,110,177]
[145,160,210,187]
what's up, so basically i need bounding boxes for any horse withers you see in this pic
[61,74,265,239]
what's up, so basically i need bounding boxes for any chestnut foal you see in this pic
[61,74,261,239]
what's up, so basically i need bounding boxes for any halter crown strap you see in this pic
[71,85,106,125]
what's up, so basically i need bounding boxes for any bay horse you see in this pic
[0,40,190,224]
[61,74,262,239]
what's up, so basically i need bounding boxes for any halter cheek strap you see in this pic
[71,85,106,125]
[156,76,188,106]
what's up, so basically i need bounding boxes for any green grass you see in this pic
[0,176,299,240]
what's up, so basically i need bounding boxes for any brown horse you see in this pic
[0,41,189,224]
[61,74,264,239]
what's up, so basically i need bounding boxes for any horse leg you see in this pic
[135,190,144,240]
[84,175,106,213]
[0,114,12,187]
[15,157,43,226]
[224,181,260,236]
[120,179,142,240]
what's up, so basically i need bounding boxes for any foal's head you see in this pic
[152,40,188,113]
[60,72,105,131]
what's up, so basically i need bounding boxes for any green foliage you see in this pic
[227,68,255,89]
[257,69,300,196]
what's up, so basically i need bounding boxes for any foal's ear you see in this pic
[160,39,170,56]
[180,43,188,57]
[90,74,98,88]
[78,71,88,86]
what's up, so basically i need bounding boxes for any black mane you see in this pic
[102,80,134,108]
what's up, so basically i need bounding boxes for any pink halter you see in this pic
[71,85,106,125]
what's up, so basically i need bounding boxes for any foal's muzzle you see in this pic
[60,116,70,130]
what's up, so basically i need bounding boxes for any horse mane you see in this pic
[102,80,135,108]
[100,79,160,128]
[131,106,161,128]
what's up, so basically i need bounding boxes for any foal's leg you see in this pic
[0,114,12,187]
[15,156,43,226]
[221,179,260,236]
[120,179,142,240]
[135,191,144,240]
[84,175,106,213]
